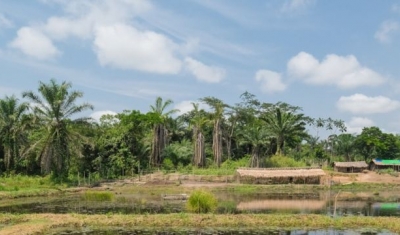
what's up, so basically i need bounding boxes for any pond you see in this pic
[1,189,400,216]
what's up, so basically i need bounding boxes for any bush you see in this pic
[377,168,399,177]
[265,155,306,168]
[82,191,114,201]
[186,190,217,213]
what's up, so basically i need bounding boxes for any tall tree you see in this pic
[23,79,93,180]
[149,97,178,167]
[261,103,307,155]
[189,103,208,167]
[201,97,225,167]
[354,127,384,161]
[335,134,356,161]
[238,122,271,168]
[0,96,30,173]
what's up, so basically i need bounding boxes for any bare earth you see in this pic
[331,170,400,184]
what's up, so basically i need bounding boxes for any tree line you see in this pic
[0,79,399,181]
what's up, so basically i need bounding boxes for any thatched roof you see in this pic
[236,168,325,178]
[333,161,368,168]
[371,159,400,166]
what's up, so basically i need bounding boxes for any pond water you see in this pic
[1,190,400,216]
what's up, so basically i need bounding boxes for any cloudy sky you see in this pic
[0,0,400,136]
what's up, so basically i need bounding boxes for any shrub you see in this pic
[377,168,399,177]
[82,191,114,201]
[265,155,306,168]
[186,190,217,213]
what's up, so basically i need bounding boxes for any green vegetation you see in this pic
[2,213,400,234]
[186,190,218,213]
[82,191,114,201]
[377,168,399,177]
[1,80,400,183]
[0,175,65,198]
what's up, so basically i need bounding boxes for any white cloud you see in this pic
[42,0,152,40]
[345,117,374,134]
[392,4,400,14]
[90,110,117,122]
[337,94,400,114]
[287,52,385,89]
[94,24,182,74]
[9,27,60,60]
[255,70,287,93]
[184,57,226,83]
[174,100,209,115]
[281,0,315,13]
[0,14,13,28]
[374,20,399,43]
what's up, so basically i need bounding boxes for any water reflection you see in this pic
[1,191,400,217]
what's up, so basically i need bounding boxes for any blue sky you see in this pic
[1,0,400,137]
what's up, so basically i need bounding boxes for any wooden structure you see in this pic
[333,161,368,173]
[236,167,326,184]
[369,159,400,171]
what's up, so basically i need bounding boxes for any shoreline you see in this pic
[1,213,400,234]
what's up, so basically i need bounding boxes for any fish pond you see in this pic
[1,183,400,217]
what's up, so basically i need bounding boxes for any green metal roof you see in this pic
[381,159,400,165]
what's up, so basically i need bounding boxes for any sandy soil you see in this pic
[330,170,400,184]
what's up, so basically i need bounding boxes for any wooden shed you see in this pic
[236,167,326,185]
[333,161,368,173]
[369,159,400,171]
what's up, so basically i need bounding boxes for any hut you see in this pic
[333,161,368,173]
[369,159,400,171]
[236,167,326,184]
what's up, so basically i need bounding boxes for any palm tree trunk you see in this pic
[213,119,222,167]
[250,146,259,168]
[193,129,205,167]
[151,124,167,167]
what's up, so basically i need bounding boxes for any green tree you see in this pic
[23,79,93,180]
[335,134,356,161]
[189,103,208,167]
[0,96,30,174]
[149,97,178,167]
[261,103,308,155]
[201,97,225,167]
[238,122,271,168]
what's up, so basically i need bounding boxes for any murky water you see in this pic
[1,190,400,216]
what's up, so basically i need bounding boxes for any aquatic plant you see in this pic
[186,190,217,213]
[82,191,114,201]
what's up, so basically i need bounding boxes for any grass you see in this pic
[82,191,114,201]
[1,213,400,234]
[186,190,218,213]
[0,175,67,199]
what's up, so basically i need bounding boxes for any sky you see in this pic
[0,0,400,137]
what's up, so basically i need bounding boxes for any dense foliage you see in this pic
[0,80,399,181]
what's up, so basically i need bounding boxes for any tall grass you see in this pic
[186,190,218,213]
[82,191,114,201]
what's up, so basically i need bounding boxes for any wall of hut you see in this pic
[238,175,322,184]
[334,166,366,173]
[369,163,400,171]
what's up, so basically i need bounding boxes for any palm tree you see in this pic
[239,123,271,168]
[23,79,93,180]
[201,97,225,167]
[261,103,307,155]
[189,103,208,167]
[0,96,30,174]
[149,97,178,167]
[335,134,356,161]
